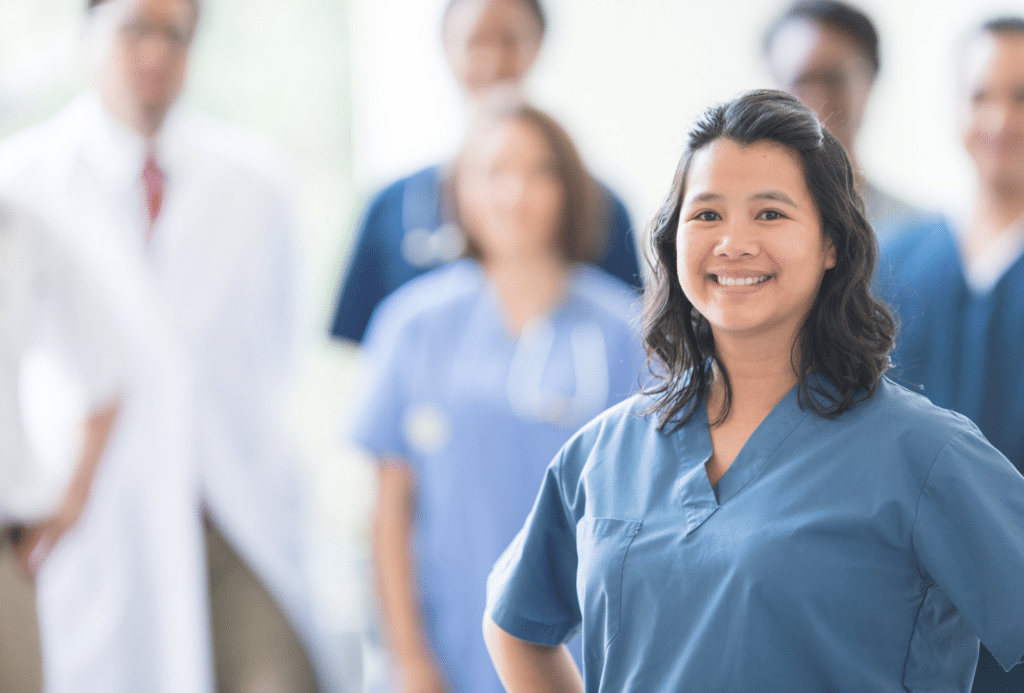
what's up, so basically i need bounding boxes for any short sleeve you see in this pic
[347,298,414,462]
[913,430,1024,671]
[486,454,582,646]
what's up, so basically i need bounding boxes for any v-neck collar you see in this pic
[671,381,812,535]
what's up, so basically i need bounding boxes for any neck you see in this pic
[467,84,525,121]
[99,92,167,139]
[485,251,568,333]
[708,328,800,425]
[972,183,1024,234]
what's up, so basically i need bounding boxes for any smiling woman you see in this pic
[483,89,1024,693]
[644,88,892,428]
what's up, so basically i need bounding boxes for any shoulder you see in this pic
[596,180,629,214]
[364,165,442,212]
[167,110,293,197]
[555,394,661,476]
[0,109,77,191]
[365,259,483,341]
[863,183,932,226]
[880,216,957,268]
[566,265,641,325]
[843,376,982,461]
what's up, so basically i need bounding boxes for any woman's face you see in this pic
[444,0,543,104]
[675,138,836,345]
[458,117,565,263]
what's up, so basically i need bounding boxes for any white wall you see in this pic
[352,0,1024,232]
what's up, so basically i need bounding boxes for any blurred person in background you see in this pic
[0,197,209,690]
[354,105,645,693]
[764,0,934,245]
[329,0,642,345]
[0,0,347,690]
[0,204,117,693]
[878,17,1024,692]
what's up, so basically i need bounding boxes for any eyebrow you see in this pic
[751,190,798,206]
[688,190,798,206]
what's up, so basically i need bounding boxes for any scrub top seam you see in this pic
[899,582,936,688]
[554,449,575,530]
[908,430,971,585]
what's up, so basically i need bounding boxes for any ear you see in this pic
[823,238,837,270]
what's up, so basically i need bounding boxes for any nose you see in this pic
[493,172,527,209]
[713,219,759,259]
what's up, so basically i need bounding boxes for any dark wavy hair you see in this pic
[642,89,895,430]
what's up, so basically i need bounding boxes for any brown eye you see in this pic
[758,210,784,221]
[696,211,720,222]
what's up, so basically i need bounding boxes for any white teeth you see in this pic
[713,274,771,287]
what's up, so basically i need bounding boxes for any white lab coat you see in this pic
[0,93,340,690]
[0,203,121,527]
[0,155,211,687]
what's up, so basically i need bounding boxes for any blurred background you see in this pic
[1,0,1020,687]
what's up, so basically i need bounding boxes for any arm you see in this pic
[11,401,119,575]
[483,616,583,693]
[372,461,447,693]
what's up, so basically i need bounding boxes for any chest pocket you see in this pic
[576,517,641,660]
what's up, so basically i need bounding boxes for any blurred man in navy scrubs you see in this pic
[877,17,1024,691]
[764,0,934,244]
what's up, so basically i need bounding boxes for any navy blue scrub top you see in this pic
[329,165,642,343]
[878,217,1024,691]
[487,377,1024,693]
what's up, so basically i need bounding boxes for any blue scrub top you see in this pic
[352,259,645,693]
[330,165,642,343]
[878,217,1024,691]
[487,377,1024,692]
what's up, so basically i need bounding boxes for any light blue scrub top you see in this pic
[352,259,645,693]
[487,377,1024,692]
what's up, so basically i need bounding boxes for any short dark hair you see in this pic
[447,104,606,265]
[442,0,546,38]
[981,16,1024,37]
[764,1,881,78]
[642,89,895,430]
[88,0,199,14]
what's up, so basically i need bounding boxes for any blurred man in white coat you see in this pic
[0,199,210,692]
[0,0,338,690]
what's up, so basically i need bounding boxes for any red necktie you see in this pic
[142,153,164,242]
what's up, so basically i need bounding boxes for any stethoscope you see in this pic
[506,315,610,428]
[399,168,465,269]
[401,312,612,456]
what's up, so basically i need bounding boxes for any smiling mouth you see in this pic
[710,274,773,287]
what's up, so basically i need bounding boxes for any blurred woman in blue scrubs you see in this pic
[484,90,1024,693]
[352,105,644,693]
[329,0,642,344]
